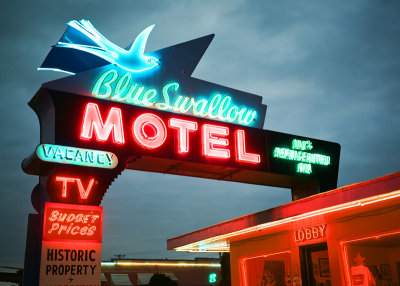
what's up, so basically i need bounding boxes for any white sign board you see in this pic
[40,240,101,285]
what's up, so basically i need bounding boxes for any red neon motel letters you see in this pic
[235,130,261,164]
[169,118,198,154]
[202,124,230,159]
[80,103,261,164]
[133,113,167,149]
[81,103,125,144]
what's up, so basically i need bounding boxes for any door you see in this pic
[299,243,331,286]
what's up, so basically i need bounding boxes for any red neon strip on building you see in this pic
[80,102,125,144]
[175,191,400,252]
[202,124,230,159]
[169,118,198,154]
[132,113,167,149]
[235,130,260,164]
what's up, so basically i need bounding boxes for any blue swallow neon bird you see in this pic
[39,20,160,75]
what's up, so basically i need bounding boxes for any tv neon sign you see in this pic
[43,203,102,242]
[273,139,331,174]
[91,70,257,126]
[80,102,261,164]
[36,144,118,168]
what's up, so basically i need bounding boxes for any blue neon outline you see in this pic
[37,67,76,75]
[50,20,160,73]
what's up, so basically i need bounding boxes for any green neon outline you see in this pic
[209,273,217,283]
[292,139,313,151]
[273,147,330,166]
[297,163,312,174]
[36,144,118,169]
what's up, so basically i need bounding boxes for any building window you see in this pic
[240,251,291,286]
[340,229,400,286]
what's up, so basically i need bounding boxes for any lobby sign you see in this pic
[294,224,327,243]
[39,203,102,286]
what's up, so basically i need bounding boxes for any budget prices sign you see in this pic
[39,203,102,286]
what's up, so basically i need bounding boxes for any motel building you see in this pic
[167,172,400,286]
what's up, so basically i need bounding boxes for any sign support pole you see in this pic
[23,213,43,286]
[291,181,320,201]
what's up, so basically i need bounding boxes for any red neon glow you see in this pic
[202,124,230,159]
[76,178,95,200]
[80,102,125,144]
[235,130,260,164]
[132,113,167,149]
[43,203,102,243]
[55,177,95,200]
[55,177,75,197]
[178,191,400,252]
[168,118,198,154]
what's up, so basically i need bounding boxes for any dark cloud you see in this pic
[0,0,399,267]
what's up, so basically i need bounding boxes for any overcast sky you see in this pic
[0,0,399,267]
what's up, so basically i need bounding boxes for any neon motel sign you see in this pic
[80,102,261,164]
[24,19,340,205]
[25,91,340,206]
[21,19,341,285]
[24,19,315,286]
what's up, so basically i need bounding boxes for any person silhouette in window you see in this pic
[350,252,376,286]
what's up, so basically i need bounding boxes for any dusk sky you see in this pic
[1,0,399,267]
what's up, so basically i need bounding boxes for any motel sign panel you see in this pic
[24,89,340,205]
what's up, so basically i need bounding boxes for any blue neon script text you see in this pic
[92,69,257,126]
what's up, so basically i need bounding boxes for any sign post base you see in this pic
[23,213,43,286]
